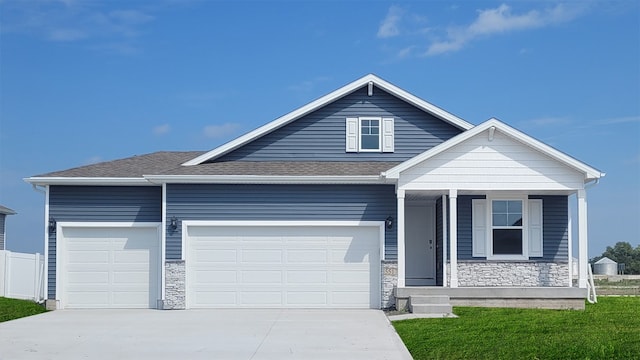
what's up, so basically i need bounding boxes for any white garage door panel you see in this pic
[186,225,380,308]
[61,226,159,309]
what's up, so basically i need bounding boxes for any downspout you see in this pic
[30,184,47,303]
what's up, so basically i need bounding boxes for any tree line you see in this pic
[590,242,640,274]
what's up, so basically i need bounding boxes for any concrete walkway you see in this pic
[0,309,413,360]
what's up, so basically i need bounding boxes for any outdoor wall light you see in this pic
[169,216,178,231]
[49,218,56,234]
[385,216,394,229]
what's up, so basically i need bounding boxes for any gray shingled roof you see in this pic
[35,152,205,178]
[32,151,401,178]
[0,205,16,215]
[162,161,402,176]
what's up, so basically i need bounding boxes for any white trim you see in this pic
[358,117,382,152]
[448,189,458,288]
[161,183,167,302]
[383,118,605,182]
[25,177,151,186]
[568,203,573,287]
[55,222,162,309]
[441,194,447,288]
[577,190,588,288]
[181,220,385,309]
[397,190,405,288]
[183,74,473,166]
[144,175,383,185]
[44,185,49,300]
[486,196,529,261]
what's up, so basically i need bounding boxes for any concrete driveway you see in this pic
[0,309,412,360]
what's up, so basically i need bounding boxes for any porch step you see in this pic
[409,295,453,315]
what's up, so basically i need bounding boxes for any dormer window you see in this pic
[346,117,394,153]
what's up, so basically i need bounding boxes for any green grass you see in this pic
[393,297,640,360]
[0,297,47,323]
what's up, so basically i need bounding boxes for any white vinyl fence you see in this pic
[0,250,45,302]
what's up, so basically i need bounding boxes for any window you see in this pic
[360,118,380,151]
[345,117,394,153]
[471,197,543,260]
[491,200,523,255]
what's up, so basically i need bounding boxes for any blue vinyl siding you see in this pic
[457,195,486,260]
[47,186,161,299]
[0,214,6,250]
[456,195,568,261]
[531,195,569,261]
[166,184,397,260]
[217,86,462,162]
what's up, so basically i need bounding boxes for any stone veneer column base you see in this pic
[381,260,398,309]
[163,260,186,309]
[451,261,570,287]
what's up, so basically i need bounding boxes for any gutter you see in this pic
[144,175,384,185]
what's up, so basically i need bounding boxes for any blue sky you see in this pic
[1,0,638,257]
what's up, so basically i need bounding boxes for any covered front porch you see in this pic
[381,119,604,312]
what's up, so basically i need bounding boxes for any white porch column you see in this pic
[397,189,406,287]
[577,189,589,288]
[449,189,458,288]
[441,194,448,288]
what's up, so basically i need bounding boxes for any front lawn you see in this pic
[0,297,47,323]
[393,296,640,360]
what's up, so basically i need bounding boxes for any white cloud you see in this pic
[287,76,331,94]
[426,3,587,56]
[203,123,241,139]
[2,1,157,54]
[377,6,404,38]
[521,116,572,127]
[48,28,87,41]
[594,115,640,126]
[153,124,170,136]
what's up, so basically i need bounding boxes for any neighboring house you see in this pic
[0,205,17,250]
[25,74,604,311]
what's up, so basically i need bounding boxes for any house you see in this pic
[0,205,17,250]
[25,74,604,311]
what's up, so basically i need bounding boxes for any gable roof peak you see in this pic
[384,117,605,182]
[183,74,474,166]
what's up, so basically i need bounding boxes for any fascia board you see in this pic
[183,74,473,166]
[383,118,605,181]
[23,177,152,186]
[144,175,383,185]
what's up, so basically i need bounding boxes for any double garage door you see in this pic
[58,223,381,309]
[185,223,381,308]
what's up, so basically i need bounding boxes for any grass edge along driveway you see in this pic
[393,296,640,360]
[0,297,47,323]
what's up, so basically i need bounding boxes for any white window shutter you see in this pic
[381,117,394,153]
[472,199,487,257]
[345,117,358,152]
[528,199,543,257]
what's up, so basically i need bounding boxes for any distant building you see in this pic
[0,205,17,250]
[594,257,618,275]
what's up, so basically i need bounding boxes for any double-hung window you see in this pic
[345,116,394,153]
[491,200,523,255]
[359,117,380,151]
[472,197,543,260]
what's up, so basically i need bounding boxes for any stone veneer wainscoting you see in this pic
[448,261,570,287]
[163,260,186,309]
[382,260,398,309]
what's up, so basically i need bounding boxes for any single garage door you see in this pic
[59,225,160,309]
[185,223,381,309]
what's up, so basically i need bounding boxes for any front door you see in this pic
[405,203,436,286]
